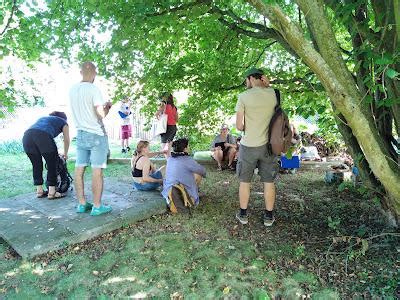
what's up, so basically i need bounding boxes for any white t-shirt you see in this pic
[69,82,106,136]
[119,102,131,126]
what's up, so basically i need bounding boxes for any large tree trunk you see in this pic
[246,0,400,221]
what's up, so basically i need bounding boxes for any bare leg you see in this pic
[36,185,44,194]
[212,149,223,168]
[161,143,168,158]
[48,186,56,195]
[167,141,173,157]
[228,148,236,166]
[92,168,104,208]
[75,166,86,205]
[239,182,251,209]
[263,182,276,211]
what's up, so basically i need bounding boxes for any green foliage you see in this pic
[327,216,341,233]
[0,140,24,154]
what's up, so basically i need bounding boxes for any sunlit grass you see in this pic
[0,157,398,298]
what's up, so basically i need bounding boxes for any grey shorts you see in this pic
[236,144,279,183]
[76,130,109,169]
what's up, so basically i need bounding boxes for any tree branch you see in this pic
[211,6,298,58]
[0,0,17,37]
[144,0,211,17]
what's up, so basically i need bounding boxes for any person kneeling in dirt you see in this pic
[131,140,165,191]
[162,138,206,212]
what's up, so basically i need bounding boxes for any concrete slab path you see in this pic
[0,178,166,259]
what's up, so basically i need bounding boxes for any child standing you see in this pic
[119,98,132,153]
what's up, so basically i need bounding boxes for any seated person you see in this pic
[162,138,206,207]
[211,124,237,170]
[131,140,165,191]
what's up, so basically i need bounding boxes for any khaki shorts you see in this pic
[237,144,279,183]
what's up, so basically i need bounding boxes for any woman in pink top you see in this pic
[156,93,179,157]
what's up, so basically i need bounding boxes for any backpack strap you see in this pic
[273,89,281,109]
[267,89,282,155]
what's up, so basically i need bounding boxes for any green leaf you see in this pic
[375,55,393,65]
[386,68,399,79]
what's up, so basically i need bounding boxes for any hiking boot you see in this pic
[263,213,275,227]
[236,211,248,225]
[90,205,112,216]
[76,202,93,213]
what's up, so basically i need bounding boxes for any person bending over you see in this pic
[22,111,70,199]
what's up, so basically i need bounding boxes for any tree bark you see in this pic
[245,0,400,221]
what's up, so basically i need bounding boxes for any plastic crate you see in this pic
[281,155,300,169]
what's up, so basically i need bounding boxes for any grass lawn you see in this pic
[0,151,399,298]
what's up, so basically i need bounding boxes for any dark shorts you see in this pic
[160,125,177,143]
[236,144,279,183]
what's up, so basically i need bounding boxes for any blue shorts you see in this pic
[75,130,109,169]
[133,171,162,191]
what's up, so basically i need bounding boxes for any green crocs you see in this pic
[76,202,93,213]
[90,205,112,216]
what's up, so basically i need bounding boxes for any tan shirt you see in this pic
[235,87,277,147]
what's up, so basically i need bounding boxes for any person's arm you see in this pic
[224,135,236,148]
[210,136,222,151]
[187,159,207,178]
[62,124,70,160]
[175,109,179,122]
[96,102,112,119]
[142,159,163,183]
[236,111,244,131]
[235,97,245,131]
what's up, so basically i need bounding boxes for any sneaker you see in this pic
[236,211,248,224]
[76,202,93,213]
[121,148,126,153]
[90,205,112,216]
[126,146,131,152]
[263,214,275,227]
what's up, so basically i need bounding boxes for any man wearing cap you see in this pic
[210,124,237,171]
[235,67,279,226]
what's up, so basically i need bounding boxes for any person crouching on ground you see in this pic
[22,111,70,199]
[162,138,206,206]
[211,124,237,171]
[131,140,165,191]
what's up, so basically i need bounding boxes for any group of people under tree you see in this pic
[23,62,279,226]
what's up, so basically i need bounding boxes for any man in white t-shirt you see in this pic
[69,61,112,216]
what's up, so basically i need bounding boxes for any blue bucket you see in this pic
[281,155,300,169]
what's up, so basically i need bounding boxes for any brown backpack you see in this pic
[267,89,293,155]
[168,184,195,214]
